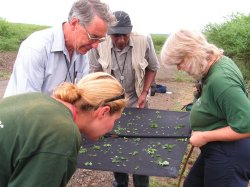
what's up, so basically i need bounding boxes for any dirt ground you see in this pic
[0,52,200,186]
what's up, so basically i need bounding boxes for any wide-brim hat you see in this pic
[108,11,133,35]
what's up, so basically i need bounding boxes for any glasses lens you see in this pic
[84,24,106,43]
[89,36,106,43]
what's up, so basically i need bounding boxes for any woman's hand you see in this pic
[189,131,208,147]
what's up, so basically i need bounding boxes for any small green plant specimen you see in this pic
[146,147,157,155]
[93,145,101,150]
[150,122,158,128]
[79,147,87,154]
[103,144,111,147]
[162,144,176,152]
[129,151,139,156]
[174,124,184,130]
[156,158,169,167]
[84,162,93,166]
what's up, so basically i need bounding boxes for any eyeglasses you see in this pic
[86,33,106,43]
[82,24,106,43]
[94,89,125,110]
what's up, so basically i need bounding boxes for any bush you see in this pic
[204,13,250,81]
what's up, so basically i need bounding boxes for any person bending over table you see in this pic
[4,0,115,97]
[0,72,127,187]
[161,29,250,187]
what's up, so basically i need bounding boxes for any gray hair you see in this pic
[68,0,116,26]
[160,29,224,79]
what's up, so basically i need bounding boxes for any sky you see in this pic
[0,0,249,34]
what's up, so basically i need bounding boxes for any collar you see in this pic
[51,23,67,53]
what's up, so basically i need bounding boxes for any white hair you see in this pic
[160,29,223,80]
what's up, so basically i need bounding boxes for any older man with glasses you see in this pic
[4,0,116,97]
[88,10,160,187]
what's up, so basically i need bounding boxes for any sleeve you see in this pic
[9,153,77,187]
[4,45,45,97]
[88,49,103,73]
[217,86,250,133]
[144,35,160,71]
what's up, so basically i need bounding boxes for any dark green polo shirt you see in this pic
[190,56,250,133]
[0,93,81,187]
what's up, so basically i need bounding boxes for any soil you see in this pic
[0,52,17,76]
[0,52,198,187]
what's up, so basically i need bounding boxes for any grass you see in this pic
[0,71,9,79]
[151,34,168,54]
[0,58,4,66]
[0,20,167,79]
[150,178,175,187]
[0,19,167,53]
[0,18,49,51]
[174,71,194,83]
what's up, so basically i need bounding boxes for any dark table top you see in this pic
[77,108,191,177]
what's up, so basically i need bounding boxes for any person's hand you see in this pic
[189,131,208,147]
[137,91,147,108]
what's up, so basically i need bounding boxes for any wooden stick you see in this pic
[177,145,194,187]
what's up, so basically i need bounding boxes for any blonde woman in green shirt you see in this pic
[0,72,126,187]
[161,29,250,187]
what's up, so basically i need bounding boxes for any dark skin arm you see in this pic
[137,69,157,108]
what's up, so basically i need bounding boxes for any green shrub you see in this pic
[0,36,20,51]
[204,13,250,81]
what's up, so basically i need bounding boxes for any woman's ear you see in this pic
[97,106,111,119]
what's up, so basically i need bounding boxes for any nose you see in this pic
[117,36,126,42]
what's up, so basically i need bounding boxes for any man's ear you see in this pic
[97,106,111,119]
[69,17,79,31]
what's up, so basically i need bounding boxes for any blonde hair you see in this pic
[53,72,126,114]
[160,29,223,78]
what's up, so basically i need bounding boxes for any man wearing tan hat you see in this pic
[88,10,159,187]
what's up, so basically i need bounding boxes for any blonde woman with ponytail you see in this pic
[0,72,126,187]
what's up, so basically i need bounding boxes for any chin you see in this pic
[77,47,89,55]
[118,46,125,50]
[78,50,87,55]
